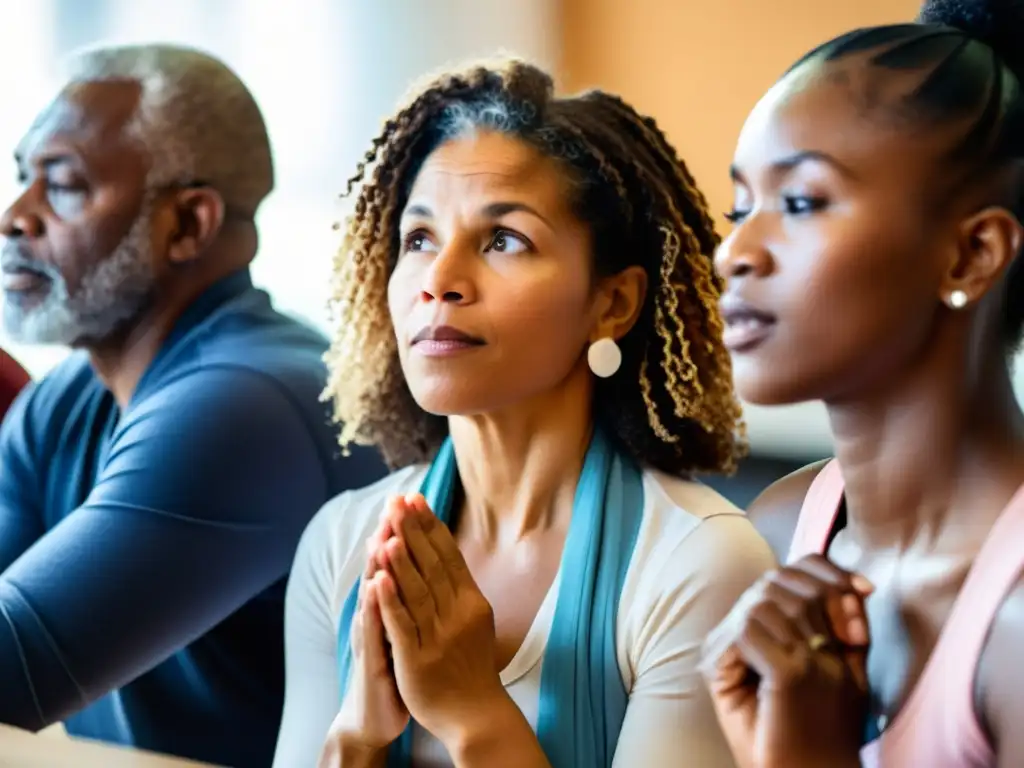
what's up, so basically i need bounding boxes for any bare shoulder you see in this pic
[979,573,1024,764]
[746,458,831,562]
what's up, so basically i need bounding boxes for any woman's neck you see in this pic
[827,328,1024,552]
[448,365,595,548]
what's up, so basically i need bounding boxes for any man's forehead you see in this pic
[15,79,142,162]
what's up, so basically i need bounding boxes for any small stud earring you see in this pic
[587,337,622,378]
[949,290,969,309]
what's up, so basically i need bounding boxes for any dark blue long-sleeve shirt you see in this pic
[0,269,386,767]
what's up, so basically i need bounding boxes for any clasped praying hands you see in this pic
[701,555,875,768]
[322,494,508,766]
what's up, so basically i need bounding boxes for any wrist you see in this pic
[333,735,388,768]
[444,692,538,766]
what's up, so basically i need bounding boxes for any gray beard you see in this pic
[2,207,157,347]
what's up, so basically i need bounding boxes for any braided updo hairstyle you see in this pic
[788,0,1024,351]
[324,58,745,474]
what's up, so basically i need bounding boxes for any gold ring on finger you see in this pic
[808,633,830,652]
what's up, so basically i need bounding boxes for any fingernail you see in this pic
[847,617,869,646]
[852,574,874,594]
[840,592,859,612]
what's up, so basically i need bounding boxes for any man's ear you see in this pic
[165,187,226,265]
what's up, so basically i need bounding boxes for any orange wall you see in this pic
[560,0,920,228]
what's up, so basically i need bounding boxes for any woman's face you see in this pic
[389,130,622,416]
[715,61,964,406]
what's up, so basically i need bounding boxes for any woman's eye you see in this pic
[783,195,827,215]
[403,230,437,253]
[487,229,530,254]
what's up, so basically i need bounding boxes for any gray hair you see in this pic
[408,91,589,196]
[61,43,274,218]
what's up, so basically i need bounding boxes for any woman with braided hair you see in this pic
[272,58,773,768]
[702,0,1024,766]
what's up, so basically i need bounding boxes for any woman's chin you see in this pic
[408,378,558,419]
[734,375,814,409]
[410,388,490,418]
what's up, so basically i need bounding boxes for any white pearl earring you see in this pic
[949,290,969,309]
[587,337,622,378]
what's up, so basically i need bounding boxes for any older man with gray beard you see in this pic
[0,44,385,767]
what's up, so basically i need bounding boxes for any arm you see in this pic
[0,384,46,571]
[611,514,777,768]
[448,698,552,768]
[0,368,342,729]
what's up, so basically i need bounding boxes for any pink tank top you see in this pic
[788,460,1024,768]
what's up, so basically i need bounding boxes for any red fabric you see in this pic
[0,350,29,419]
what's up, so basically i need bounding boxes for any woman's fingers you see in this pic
[762,575,834,642]
[786,556,872,648]
[382,536,437,644]
[792,554,874,596]
[837,592,869,647]
[397,512,456,616]
[359,577,389,674]
[376,570,419,653]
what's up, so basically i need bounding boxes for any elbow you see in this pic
[0,590,87,732]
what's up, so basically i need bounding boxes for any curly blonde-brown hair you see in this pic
[324,58,746,475]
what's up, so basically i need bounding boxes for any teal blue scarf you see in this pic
[337,426,644,767]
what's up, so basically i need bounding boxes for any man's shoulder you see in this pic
[32,351,96,391]
[129,323,388,494]
[189,300,330,379]
[147,298,332,412]
[15,351,102,421]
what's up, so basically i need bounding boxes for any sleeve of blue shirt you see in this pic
[0,388,45,573]
[0,367,333,729]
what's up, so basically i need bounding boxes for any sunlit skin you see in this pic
[0,79,246,406]
[322,131,646,768]
[6,81,148,307]
[706,56,1024,768]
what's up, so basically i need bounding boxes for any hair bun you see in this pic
[918,0,1024,74]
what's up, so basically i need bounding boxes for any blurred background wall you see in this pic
[2,0,1012,505]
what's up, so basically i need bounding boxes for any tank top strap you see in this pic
[786,459,844,563]
[923,481,1024,762]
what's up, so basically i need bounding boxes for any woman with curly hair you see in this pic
[272,58,773,768]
